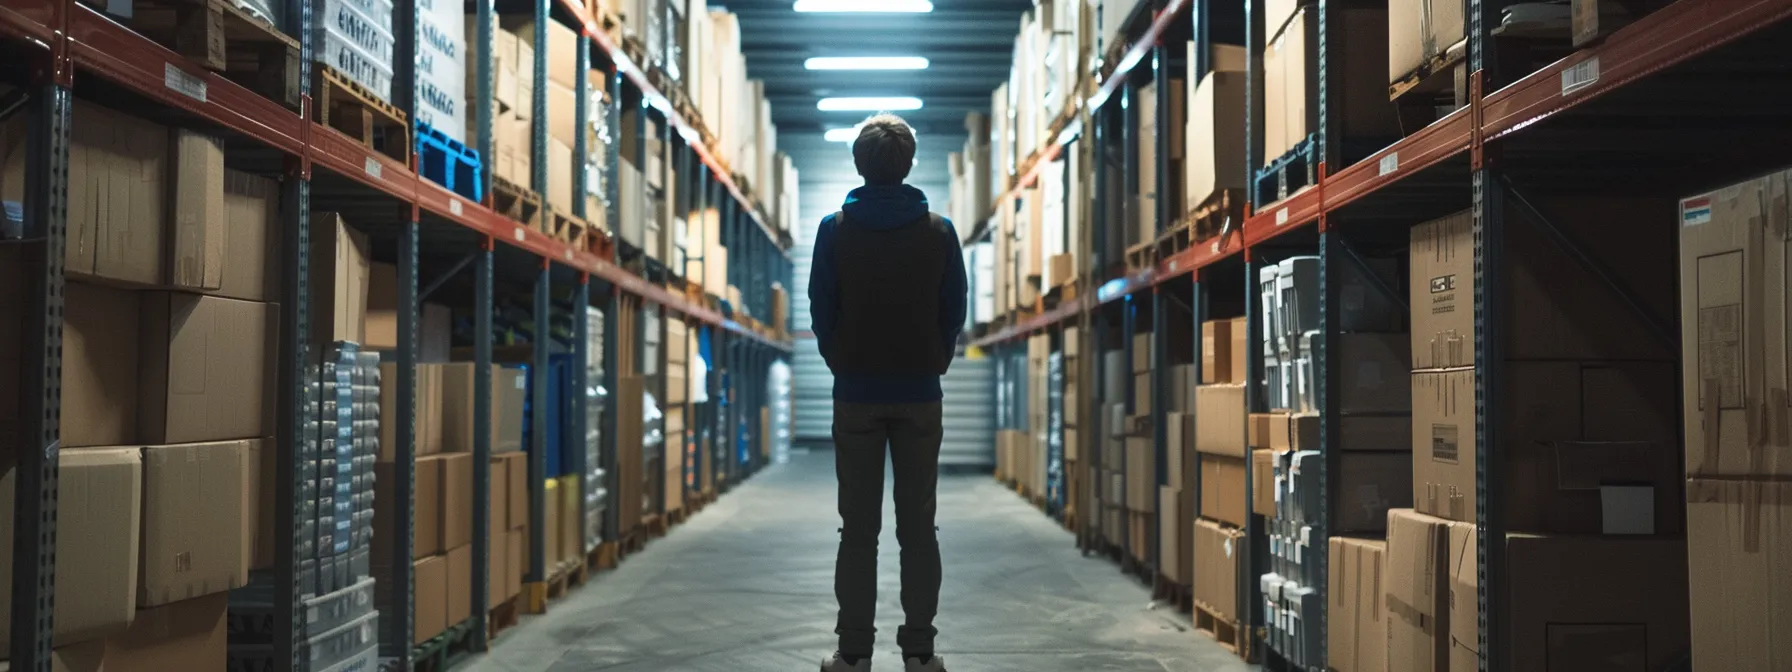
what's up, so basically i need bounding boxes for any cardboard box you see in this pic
[1333,451,1414,534]
[413,554,447,644]
[440,363,513,453]
[1166,412,1193,490]
[1252,449,1279,517]
[1250,412,1280,448]
[1409,211,1475,369]
[1159,486,1188,583]
[1047,253,1075,288]
[365,262,398,349]
[1132,332,1153,372]
[1411,362,1680,532]
[1194,384,1247,457]
[544,477,562,566]
[1328,537,1389,672]
[248,440,273,570]
[1125,437,1154,511]
[380,363,445,460]
[504,452,528,529]
[508,18,579,88]
[1263,8,1314,164]
[67,101,168,287]
[76,592,228,672]
[446,543,472,627]
[309,213,371,347]
[62,282,143,448]
[1132,371,1152,415]
[496,367,526,452]
[1686,479,1790,671]
[1336,333,1411,413]
[139,293,275,445]
[1680,170,1792,478]
[489,456,510,531]
[1201,319,1236,384]
[0,447,142,650]
[1491,534,1690,672]
[1389,0,1465,82]
[546,79,578,147]
[1199,454,1248,527]
[138,440,248,606]
[487,482,510,607]
[374,456,442,563]
[1185,70,1247,211]
[167,130,226,293]
[1266,0,1301,39]
[439,453,473,550]
[1386,509,1452,672]
[558,474,582,562]
[1192,518,1244,621]
[506,527,524,598]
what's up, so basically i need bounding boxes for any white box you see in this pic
[414,0,465,142]
[313,0,396,102]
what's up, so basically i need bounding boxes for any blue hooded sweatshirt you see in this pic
[808,184,968,403]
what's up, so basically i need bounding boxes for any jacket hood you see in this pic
[841,184,931,230]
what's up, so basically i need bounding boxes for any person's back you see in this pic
[809,115,967,672]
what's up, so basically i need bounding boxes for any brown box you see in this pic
[1132,332,1153,372]
[139,440,248,606]
[0,447,142,650]
[439,453,473,550]
[504,451,528,529]
[558,474,583,562]
[1165,412,1193,490]
[1132,371,1152,415]
[544,478,562,567]
[1249,412,1279,449]
[487,497,510,608]
[205,169,281,302]
[61,281,143,448]
[1159,486,1189,584]
[547,136,575,212]
[495,367,527,452]
[375,456,442,564]
[72,592,228,672]
[1680,171,1792,478]
[1335,451,1415,534]
[1186,69,1247,211]
[507,17,579,88]
[1410,211,1475,370]
[489,456,510,532]
[1192,518,1244,621]
[1686,479,1789,670]
[1386,509,1452,672]
[1389,0,1465,82]
[1199,454,1248,527]
[167,129,226,294]
[446,543,472,627]
[365,262,399,349]
[1194,384,1247,457]
[1483,534,1690,672]
[1412,362,1681,533]
[1048,253,1075,288]
[66,102,168,287]
[1328,537,1389,672]
[440,363,510,453]
[1251,449,1279,517]
[546,79,578,147]
[1337,332,1411,413]
[309,213,371,347]
[380,363,444,460]
[1125,437,1154,511]
[1263,9,1315,166]
[139,293,276,445]
[413,554,447,644]
[1200,319,1237,384]
[506,527,524,599]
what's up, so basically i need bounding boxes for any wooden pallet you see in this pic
[620,35,648,70]
[667,506,688,528]
[414,617,478,672]
[312,64,409,162]
[545,559,588,601]
[130,0,301,108]
[487,594,521,642]
[491,176,544,231]
[585,0,624,42]
[1153,573,1193,613]
[1389,37,1469,103]
[1124,239,1159,272]
[1188,188,1246,244]
[1193,601,1253,660]
[547,210,590,249]
[587,540,619,572]
[643,513,667,538]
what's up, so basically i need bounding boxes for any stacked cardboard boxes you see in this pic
[1678,170,1792,670]
[468,18,536,189]
[1026,333,1052,503]
[1062,327,1084,526]
[1185,44,1246,214]
[1189,318,1246,638]
[0,101,280,668]
[1098,348,1126,546]
[665,318,690,515]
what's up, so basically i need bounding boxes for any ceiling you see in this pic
[718,0,1033,208]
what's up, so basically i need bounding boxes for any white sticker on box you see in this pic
[164,63,207,102]
[513,227,526,242]
[1223,537,1234,558]
[1378,152,1398,176]
[1681,196,1713,228]
[363,157,382,180]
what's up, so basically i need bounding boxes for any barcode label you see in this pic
[449,199,463,216]
[1378,152,1399,176]
[1275,209,1289,226]
[1562,56,1600,95]
[164,64,207,102]
[363,157,381,180]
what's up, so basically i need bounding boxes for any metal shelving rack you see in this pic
[970,0,1792,669]
[0,0,793,665]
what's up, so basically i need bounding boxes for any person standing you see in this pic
[809,114,968,672]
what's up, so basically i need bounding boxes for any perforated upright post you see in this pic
[471,243,494,650]
[383,219,420,665]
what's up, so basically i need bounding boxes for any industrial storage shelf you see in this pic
[0,0,791,353]
[971,0,1789,348]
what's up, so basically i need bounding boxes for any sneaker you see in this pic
[821,652,872,671]
[904,655,946,672]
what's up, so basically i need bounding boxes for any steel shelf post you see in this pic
[278,0,314,656]
[527,266,551,594]
[601,286,621,543]
[1150,286,1168,579]
[9,79,70,672]
[572,276,591,553]
[475,0,494,200]
[1316,229,1343,666]
[1186,278,1206,591]
[531,0,549,199]
[574,35,590,221]
[1244,0,1264,203]
[1242,256,1267,648]
[1474,170,1506,672]
[471,243,494,649]
[384,219,420,665]
[1120,294,1136,560]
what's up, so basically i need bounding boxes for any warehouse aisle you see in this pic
[455,451,1256,672]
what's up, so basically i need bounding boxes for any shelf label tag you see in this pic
[563,249,573,260]
[449,199,463,216]
[1378,152,1399,176]
[513,227,526,242]
[164,64,207,103]
[1562,56,1600,95]
[1275,208,1289,226]
[1168,260,1178,272]
[363,157,381,180]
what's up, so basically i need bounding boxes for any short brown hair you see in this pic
[853,114,916,185]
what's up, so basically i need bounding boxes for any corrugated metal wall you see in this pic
[788,135,994,466]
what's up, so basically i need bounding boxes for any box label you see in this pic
[164,63,207,102]
[1431,423,1460,464]
[1562,56,1600,95]
[1681,197,1713,227]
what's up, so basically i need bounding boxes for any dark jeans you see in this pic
[832,401,943,659]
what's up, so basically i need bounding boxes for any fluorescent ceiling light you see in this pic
[805,56,930,71]
[817,96,923,111]
[794,0,933,12]
[825,128,860,143]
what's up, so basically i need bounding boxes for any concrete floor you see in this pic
[455,450,1257,672]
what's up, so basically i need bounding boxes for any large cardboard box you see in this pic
[0,447,142,650]
[1386,509,1452,672]
[1388,0,1465,82]
[1484,534,1690,672]
[439,452,473,550]
[167,129,226,294]
[1251,449,1279,517]
[380,363,445,460]
[1159,486,1188,584]
[1412,362,1680,533]
[413,554,447,644]
[374,455,442,564]
[547,136,575,212]
[61,282,143,448]
[365,262,399,349]
[1192,518,1244,620]
[1679,170,1792,478]
[1185,69,1248,211]
[139,293,276,445]
[66,102,168,287]
[544,478,562,566]
[1412,202,1678,370]
[545,79,578,147]
[446,543,472,627]
[440,363,502,452]
[1166,412,1193,489]
[1194,384,1247,457]
[203,169,281,302]
[71,592,228,672]
[1333,451,1414,534]
[1124,437,1154,511]
[1336,333,1411,413]
[1328,537,1388,672]
[1199,454,1248,527]
[309,213,371,346]
[1686,479,1790,670]
[1200,318,1244,384]
[508,17,579,88]
[506,526,524,598]
[558,474,582,562]
[1263,8,1316,165]
[138,440,248,607]
[503,451,528,529]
